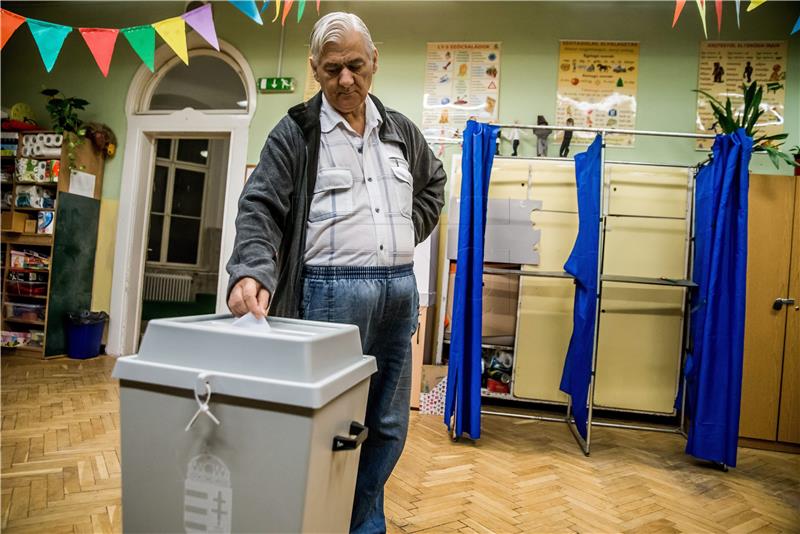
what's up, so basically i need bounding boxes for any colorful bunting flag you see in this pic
[695,0,708,38]
[735,0,741,27]
[297,0,306,23]
[793,13,800,35]
[153,17,188,65]
[316,0,320,14]
[273,0,282,23]
[228,1,263,25]
[747,0,767,12]
[1,8,26,49]
[283,0,295,25]
[121,25,155,71]
[79,28,119,77]
[715,0,723,33]
[27,18,72,72]
[183,3,219,51]
[672,0,686,27]
[260,1,271,14]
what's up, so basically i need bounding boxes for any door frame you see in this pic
[107,37,255,356]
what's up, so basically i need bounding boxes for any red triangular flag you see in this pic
[79,27,119,77]
[715,0,723,33]
[1,9,26,49]
[672,0,686,27]
[316,0,320,14]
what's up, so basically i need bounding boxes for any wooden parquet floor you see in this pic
[2,355,798,534]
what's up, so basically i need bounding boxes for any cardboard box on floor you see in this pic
[444,264,519,338]
[410,306,435,409]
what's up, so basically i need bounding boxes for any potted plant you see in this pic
[695,82,798,170]
[41,88,89,170]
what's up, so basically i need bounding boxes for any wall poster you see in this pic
[695,41,787,150]
[555,40,640,147]
[422,42,502,144]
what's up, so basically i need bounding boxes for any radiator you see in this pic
[142,272,193,302]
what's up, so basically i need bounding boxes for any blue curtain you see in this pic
[684,129,752,467]
[444,120,499,440]
[559,135,603,440]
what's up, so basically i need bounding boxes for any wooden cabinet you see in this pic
[1,131,104,359]
[739,173,800,448]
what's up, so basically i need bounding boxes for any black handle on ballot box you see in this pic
[332,422,368,451]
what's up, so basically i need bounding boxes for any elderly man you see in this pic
[226,11,446,533]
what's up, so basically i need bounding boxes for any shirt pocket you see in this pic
[309,168,354,222]
[390,166,413,218]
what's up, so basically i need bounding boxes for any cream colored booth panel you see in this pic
[594,283,684,414]
[512,211,578,403]
[606,165,691,219]
[603,216,688,280]
[452,156,578,211]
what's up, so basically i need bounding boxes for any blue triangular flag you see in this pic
[27,18,72,72]
[228,1,263,25]
[260,0,271,14]
[792,13,800,34]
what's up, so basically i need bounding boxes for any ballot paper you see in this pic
[231,312,271,332]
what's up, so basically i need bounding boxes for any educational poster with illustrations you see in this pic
[422,42,501,143]
[555,40,640,147]
[695,41,787,150]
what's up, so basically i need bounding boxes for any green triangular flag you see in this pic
[121,25,155,72]
[27,19,72,72]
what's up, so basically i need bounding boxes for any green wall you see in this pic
[3,1,799,198]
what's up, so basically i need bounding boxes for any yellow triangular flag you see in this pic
[152,16,188,65]
[695,0,708,39]
[746,0,766,12]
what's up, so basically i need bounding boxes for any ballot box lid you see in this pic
[112,314,376,409]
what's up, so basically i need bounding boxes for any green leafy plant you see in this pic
[41,89,90,171]
[695,81,797,170]
[41,88,89,136]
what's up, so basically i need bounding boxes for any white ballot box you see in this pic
[113,314,377,533]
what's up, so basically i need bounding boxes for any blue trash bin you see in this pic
[66,311,108,359]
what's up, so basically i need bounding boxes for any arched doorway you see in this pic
[107,35,255,355]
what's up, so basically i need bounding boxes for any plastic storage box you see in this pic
[112,314,377,533]
[4,302,45,321]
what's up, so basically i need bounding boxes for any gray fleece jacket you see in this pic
[226,92,447,318]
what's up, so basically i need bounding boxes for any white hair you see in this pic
[310,12,375,64]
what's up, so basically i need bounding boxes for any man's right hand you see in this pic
[228,277,271,319]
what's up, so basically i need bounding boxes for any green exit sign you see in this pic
[258,77,295,93]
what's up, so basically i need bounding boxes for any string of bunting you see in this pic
[0,0,320,77]
[672,0,799,36]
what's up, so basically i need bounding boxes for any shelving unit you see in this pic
[437,123,716,455]
[1,130,104,359]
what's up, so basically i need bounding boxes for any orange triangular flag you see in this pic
[79,28,119,77]
[282,0,295,25]
[672,0,687,27]
[1,9,26,49]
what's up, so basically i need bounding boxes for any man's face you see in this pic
[311,30,377,116]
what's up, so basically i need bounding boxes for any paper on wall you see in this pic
[69,169,96,198]
[695,41,787,150]
[422,42,502,144]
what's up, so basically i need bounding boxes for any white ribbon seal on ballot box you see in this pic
[184,453,233,533]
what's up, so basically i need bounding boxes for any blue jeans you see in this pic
[301,264,418,534]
